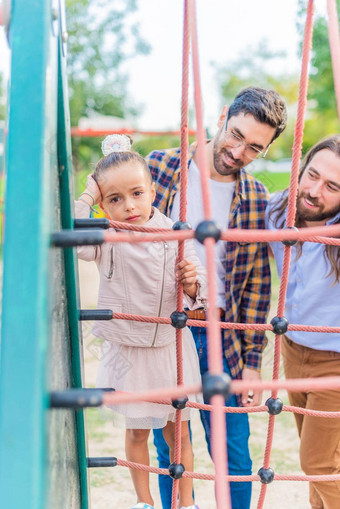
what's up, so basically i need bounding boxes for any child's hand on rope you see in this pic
[176,259,197,299]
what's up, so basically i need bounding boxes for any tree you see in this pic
[65,0,150,173]
[66,0,150,126]
[297,0,340,151]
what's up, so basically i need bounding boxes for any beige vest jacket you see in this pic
[75,201,207,347]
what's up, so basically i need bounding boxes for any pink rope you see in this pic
[111,312,340,333]
[188,0,211,220]
[179,0,190,224]
[107,221,340,244]
[187,0,229,506]
[116,459,340,483]
[103,222,340,245]
[283,405,340,418]
[286,0,314,228]
[101,376,340,406]
[100,390,340,418]
[327,0,340,121]
[257,4,315,507]
[170,4,191,506]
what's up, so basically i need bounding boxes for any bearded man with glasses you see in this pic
[146,87,287,509]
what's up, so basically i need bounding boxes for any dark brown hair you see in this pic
[270,135,340,283]
[228,87,287,142]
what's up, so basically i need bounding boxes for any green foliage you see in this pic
[216,40,299,160]
[66,0,150,126]
[0,74,6,121]
[297,0,340,151]
[252,171,291,194]
[133,135,196,157]
[66,0,150,172]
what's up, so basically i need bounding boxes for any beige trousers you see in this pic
[281,336,340,509]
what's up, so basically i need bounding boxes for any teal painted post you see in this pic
[0,1,57,507]
[57,33,89,509]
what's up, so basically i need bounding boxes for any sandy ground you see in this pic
[78,259,309,509]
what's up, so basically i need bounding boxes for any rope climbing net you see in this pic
[87,1,340,507]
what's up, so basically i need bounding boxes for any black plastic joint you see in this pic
[282,226,299,246]
[87,457,117,468]
[265,397,283,415]
[51,230,105,247]
[202,372,231,402]
[257,467,275,484]
[170,311,188,329]
[169,462,185,479]
[171,396,188,410]
[270,316,289,335]
[79,309,113,321]
[50,388,114,408]
[74,218,110,229]
[172,221,192,231]
[195,220,221,244]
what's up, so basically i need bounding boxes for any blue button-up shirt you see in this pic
[266,191,340,352]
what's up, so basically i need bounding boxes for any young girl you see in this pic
[76,134,206,509]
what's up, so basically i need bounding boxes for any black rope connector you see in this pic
[170,311,188,329]
[270,316,289,335]
[74,218,110,229]
[195,220,221,244]
[257,467,275,484]
[282,226,299,246]
[51,230,105,247]
[79,309,113,321]
[171,396,188,410]
[50,388,114,408]
[265,397,283,415]
[87,457,117,468]
[172,220,192,231]
[202,372,231,402]
[169,462,185,479]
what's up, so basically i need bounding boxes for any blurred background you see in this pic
[0,0,339,225]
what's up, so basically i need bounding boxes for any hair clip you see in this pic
[101,134,132,156]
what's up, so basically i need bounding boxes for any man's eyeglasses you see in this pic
[224,128,270,159]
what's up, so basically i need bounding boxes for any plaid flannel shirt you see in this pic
[146,142,271,381]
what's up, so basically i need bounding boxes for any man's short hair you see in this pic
[228,87,287,142]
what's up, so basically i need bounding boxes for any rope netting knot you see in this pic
[94,1,340,508]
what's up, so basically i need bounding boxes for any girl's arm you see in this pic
[75,175,102,262]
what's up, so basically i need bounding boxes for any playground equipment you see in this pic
[0,1,88,507]
[2,0,340,508]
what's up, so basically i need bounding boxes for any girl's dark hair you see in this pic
[94,142,152,183]
[269,135,340,283]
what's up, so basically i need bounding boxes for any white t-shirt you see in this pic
[170,159,235,309]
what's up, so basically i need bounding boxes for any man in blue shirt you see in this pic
[266,135,340,509]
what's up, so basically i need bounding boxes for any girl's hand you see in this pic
[82,174,102,205]
[176,259,197,299]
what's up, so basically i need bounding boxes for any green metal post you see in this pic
[57,28,89,509]
[0,0,56,507]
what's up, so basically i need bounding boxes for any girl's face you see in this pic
[99,162,156,225]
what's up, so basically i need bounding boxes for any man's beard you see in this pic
[213,139,244,176]
[296,191,340,222]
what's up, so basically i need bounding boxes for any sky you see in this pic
[0,0,328,132]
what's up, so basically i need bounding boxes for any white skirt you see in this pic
[96,328,203,429]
